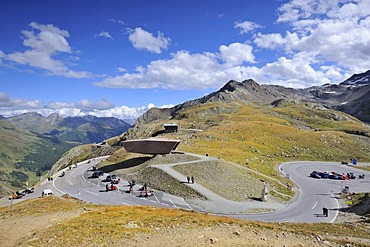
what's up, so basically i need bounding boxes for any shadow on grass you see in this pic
[99,156,153,173]
[332,192,370,218]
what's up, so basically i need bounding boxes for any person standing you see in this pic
[191,176,194,184]
[187,176,190,183]
[323,207,328,217]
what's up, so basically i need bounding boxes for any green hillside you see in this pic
[113,101,370,197]
[0,120,77,196]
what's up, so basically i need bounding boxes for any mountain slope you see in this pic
[135,70,370,125]
[110,99,370,203]
[0,114,132,197]
[7,113,132,144]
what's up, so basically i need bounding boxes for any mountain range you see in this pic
[0,114,131,196]
[136,70,370,125]
[1,70,370,197]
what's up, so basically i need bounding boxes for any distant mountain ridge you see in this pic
[136,70,370,125]
[0,114,132,197]
[6,113,132,144]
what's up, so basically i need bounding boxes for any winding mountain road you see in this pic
[2,155,370,224]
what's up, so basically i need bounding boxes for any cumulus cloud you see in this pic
[3,22,92,78]
[94,42,259,90]
[128,27,171,54]
[255,0,370,75]
[234,20,261,34]
[75,98,115,110]
[96,31,113,39]
[0,93,149,120]
[95,1,370,91]
[219,43,255,65]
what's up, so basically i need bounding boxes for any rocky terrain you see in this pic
[131,70,370,128]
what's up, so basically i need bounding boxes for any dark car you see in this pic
[92,170,104,178]
[329,172,342,179]
[310,171,321,178]
[318,171,329,178]
[104,174,117,182]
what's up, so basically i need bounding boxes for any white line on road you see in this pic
[169,199,177,207]
[283,219,294,223]
[330,193,340,223]
[311,201,318,209]
[68,180,73,185]
[154,195,160,203]
[121,201,131,206]
[86,190,99,196]
[184,201,193,210]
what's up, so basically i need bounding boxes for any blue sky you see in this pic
[1,0,370,120]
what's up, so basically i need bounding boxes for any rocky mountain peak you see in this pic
[340,69,370,87]
[47,113,62,125]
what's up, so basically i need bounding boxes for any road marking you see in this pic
[161,202,170,206]
[154,195,160,203]
[121,201,130,206]
[184,201,193,210]
[81,173,87,182]
[68,180,73,185]
[169,199,177,207]
[330,193,340,223]
[283,219,294,223]
[311,201,318,209]
[86,190,99,196]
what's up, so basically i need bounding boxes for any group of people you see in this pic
[139,188,155,197]
[105,183,117,191]
[187,176,195,184]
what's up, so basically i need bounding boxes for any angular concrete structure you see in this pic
[122,138,181,154]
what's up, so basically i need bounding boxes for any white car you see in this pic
[42,189,53,196]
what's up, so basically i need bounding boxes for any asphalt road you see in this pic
[52,157,194,210]
[236,161,370,223]
[2,157,370,224]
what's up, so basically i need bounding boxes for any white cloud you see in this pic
[0,92,44,108]
[128,27,171,54]
[3,22,92,78]
[234,20,261,34]
[219,42,255,65]
[94,42,260,90]
[0,92,148,120]
[97,31,113,40]
[109,19,127,25]
[75,98,115,110]
[255,0,370,74]
[117,67,127,72]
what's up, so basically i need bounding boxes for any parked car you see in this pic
[92,170,104,178]
[329,172,343,180]
[318,171,329,178]
[104,174,117,182]
[310,171,321,178]
[42,189,53,196]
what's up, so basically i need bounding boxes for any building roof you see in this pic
[122,138,181,154]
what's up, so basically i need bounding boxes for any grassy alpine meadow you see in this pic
[118,101,370,199]
[0,196,367,246]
